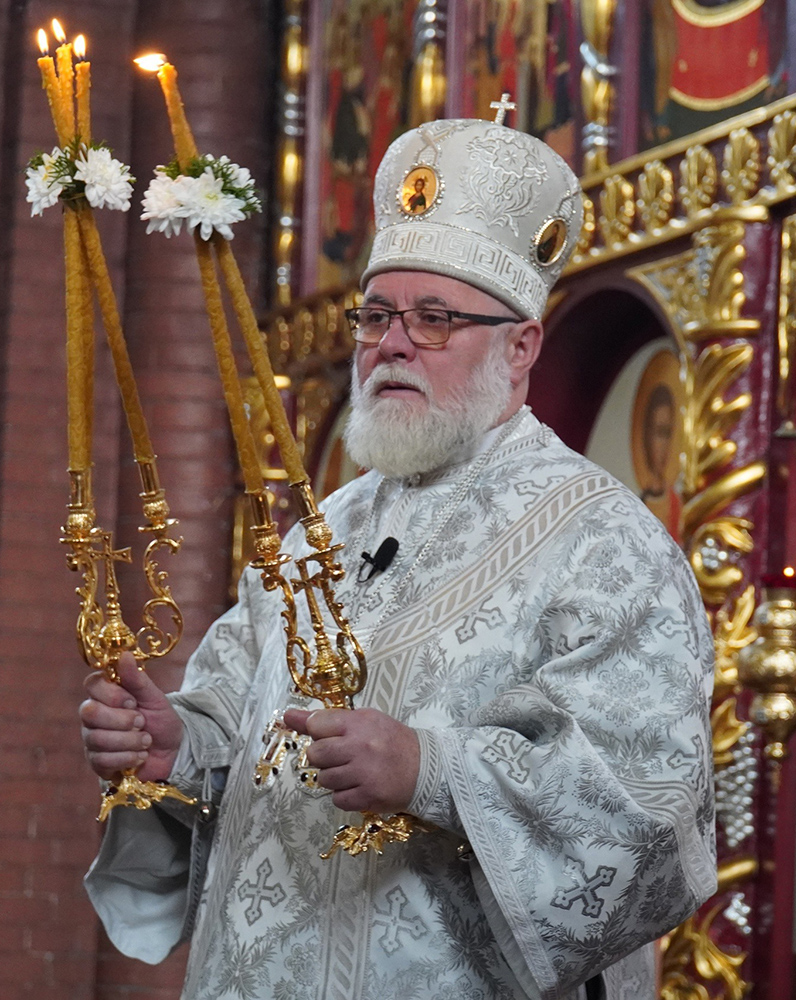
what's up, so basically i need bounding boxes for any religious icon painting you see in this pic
[456,0,578,169]
[630,348,684,541]
[585,339,684,543]
[302,0,419,293]
[399,166,440,217]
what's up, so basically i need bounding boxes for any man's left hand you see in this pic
[283,707,420,815]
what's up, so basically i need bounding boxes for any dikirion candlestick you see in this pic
[137,51,424,859]
[31,20,189,818]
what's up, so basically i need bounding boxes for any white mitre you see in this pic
[361,118,583,320]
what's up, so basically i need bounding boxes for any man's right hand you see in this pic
[79,652,183,783]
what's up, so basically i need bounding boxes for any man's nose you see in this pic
[378,314,417,361]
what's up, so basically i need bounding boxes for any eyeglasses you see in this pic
[344,306,519,347]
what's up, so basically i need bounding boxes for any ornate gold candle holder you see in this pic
[738,576,796,761]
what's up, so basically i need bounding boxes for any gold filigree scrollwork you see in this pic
[660,898,748,1000]
[768,110,796,194]
[722,128,761,206]
[598,174,635,247]
[681,341,753,496]
[689,519,754,607]
[680,145,718,218]
[712,697,750,769]
[712,583,757,697]
[638,160,674,234]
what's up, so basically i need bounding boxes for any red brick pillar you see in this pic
[0,2,137,997]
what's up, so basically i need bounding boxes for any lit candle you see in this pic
[74,34,90,144]
[51,19,75,141]
[134,54,197,168]
[36,29,68,144]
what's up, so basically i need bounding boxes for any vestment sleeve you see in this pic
[409,505,717,999]
[84,564,269,962]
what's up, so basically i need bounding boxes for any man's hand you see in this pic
[79,652,183,783]
[283,707,420,815]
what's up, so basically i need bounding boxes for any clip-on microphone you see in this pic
[360,536,399,581]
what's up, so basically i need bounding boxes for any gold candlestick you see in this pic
[34,27,187,819]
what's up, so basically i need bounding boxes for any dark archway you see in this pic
[528,286,673,455]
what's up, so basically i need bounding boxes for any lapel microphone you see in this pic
[360,537,399,581]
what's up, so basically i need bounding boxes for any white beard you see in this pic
[344,335,514,478]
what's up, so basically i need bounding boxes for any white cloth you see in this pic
[86,408,716,1000]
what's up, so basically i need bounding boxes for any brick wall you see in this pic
[0,1,276,996]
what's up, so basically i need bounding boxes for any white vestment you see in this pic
[86,407,716,1000]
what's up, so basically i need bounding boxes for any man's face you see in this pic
[354,270,516,413]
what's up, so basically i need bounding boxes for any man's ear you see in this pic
[507,319,544,385]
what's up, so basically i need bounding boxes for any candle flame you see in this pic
[37,28,49,55]
[134,52,167,73]
[785,567,795,578]
[74,34,86,60]
[51,18,66,43]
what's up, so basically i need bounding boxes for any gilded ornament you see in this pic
[767,110,796,193]
[660,900,748,1000]
[681,342,753,497]
[721,128,761,206]
[574,193,596,256]
[712,584,757,696]
[738,589,796,760]
[712,697,750,769]
[679,146,718,218]
[776,214,796,434]
[638,160,674,233]
[689,518,754,606]
[598,174,635,247]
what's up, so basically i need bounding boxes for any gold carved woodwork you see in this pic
[722,128,761,206]
[273,0,309,305]
[579,0,618,173]
[638,160,675,234]
[680,145,718,218]
[598,174,635,247]
[712,696,751,769]
[568,92,796,274]
[776,214,796,435]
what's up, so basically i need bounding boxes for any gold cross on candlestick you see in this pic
[490,92,516,126]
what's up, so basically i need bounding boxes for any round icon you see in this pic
[399,167,439,217]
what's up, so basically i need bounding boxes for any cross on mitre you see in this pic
[490,93,516,126]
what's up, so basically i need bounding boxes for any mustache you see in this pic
[356,363,432,401]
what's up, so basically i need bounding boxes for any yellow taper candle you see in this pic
[74,35,91,143]
[214,238,309,485]
[75,208,155,463]
[193,236,264,494]
[63,209,92,471]
[37,30,69,145]
[51,20,75,141]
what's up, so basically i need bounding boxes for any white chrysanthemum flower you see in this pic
[25,148,64,216]
[178,167,247,241]
[140,171,184,237]
[74,146,134,211]
[215,153,254,191]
